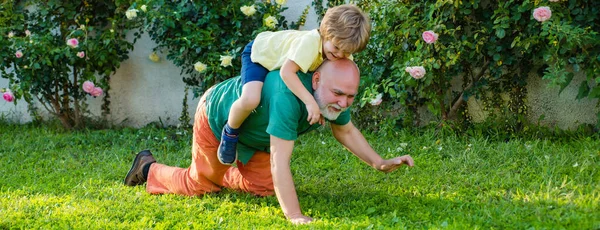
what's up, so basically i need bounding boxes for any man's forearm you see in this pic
[270,136,303,218]
[331,121,383,168]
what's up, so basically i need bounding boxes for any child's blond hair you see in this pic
[319,4,371,54]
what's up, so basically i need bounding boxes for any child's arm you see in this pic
[281,59,321,125]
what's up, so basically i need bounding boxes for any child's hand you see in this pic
[306,101,321,125]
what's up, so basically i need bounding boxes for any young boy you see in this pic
[218,4,371,165]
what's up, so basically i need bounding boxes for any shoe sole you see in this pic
[124,150,153,186]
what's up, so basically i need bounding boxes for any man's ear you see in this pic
[312,71,321,90]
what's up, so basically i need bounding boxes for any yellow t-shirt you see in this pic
[251,29,324,73]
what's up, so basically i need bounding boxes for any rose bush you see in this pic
[132,0,308,126]
[133,0,306,95]
[355,0,600,130]
[0,0,143,129]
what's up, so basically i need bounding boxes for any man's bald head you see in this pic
[314,59,360,86]
[311,59,360,120]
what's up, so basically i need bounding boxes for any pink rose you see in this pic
[405,66,426,79]
[82,81,95,93]
[15,50,23,58]
[548,0,559,2]
[67,38,79,48]
[77,51,85,58]
[422,30,439,44]
[90,87,103,97]
[3,91,15,102]
[533,6,552,22]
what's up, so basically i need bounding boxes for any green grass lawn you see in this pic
[0,123,598,229]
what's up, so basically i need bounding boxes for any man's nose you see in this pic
[338,99,348,108]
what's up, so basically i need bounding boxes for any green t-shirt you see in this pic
[205,70,351,164]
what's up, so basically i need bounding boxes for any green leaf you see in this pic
[493,54,501,61]
[511,13,522,21]
[366,207,376,214]
[589,87,600,99]
[510,37,520,48]
[495,28,505,39]
[537,114,546,122]
[427,103,435,114]
[576,81,590,100]
[389,88,397,97]
[558,73,573,95]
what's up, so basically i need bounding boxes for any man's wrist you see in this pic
[285,211,303,219]
[373,158,385,171]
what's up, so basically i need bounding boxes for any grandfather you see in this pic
[124,59,414,224]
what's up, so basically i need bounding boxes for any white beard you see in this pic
[321,104,344,120]
[314,90,346,120]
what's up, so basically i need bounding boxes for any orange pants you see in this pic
[146,93,274,197]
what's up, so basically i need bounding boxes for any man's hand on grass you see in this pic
[377,155,415,173]
[288,214,313,225]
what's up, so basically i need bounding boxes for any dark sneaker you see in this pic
[124,150,156,186]
[217,128,238,165]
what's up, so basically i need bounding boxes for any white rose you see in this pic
[125,9,138,20]
[264,16,278,29]
[141,5,147,12]
[275,0,287,5]
[369,93,383,106]
[240,5,256,17]
[220,55,233,67]
[194,61,207,73]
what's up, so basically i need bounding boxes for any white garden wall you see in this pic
[1,1,597,129]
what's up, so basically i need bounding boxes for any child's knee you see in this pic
[240,93,261,110]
